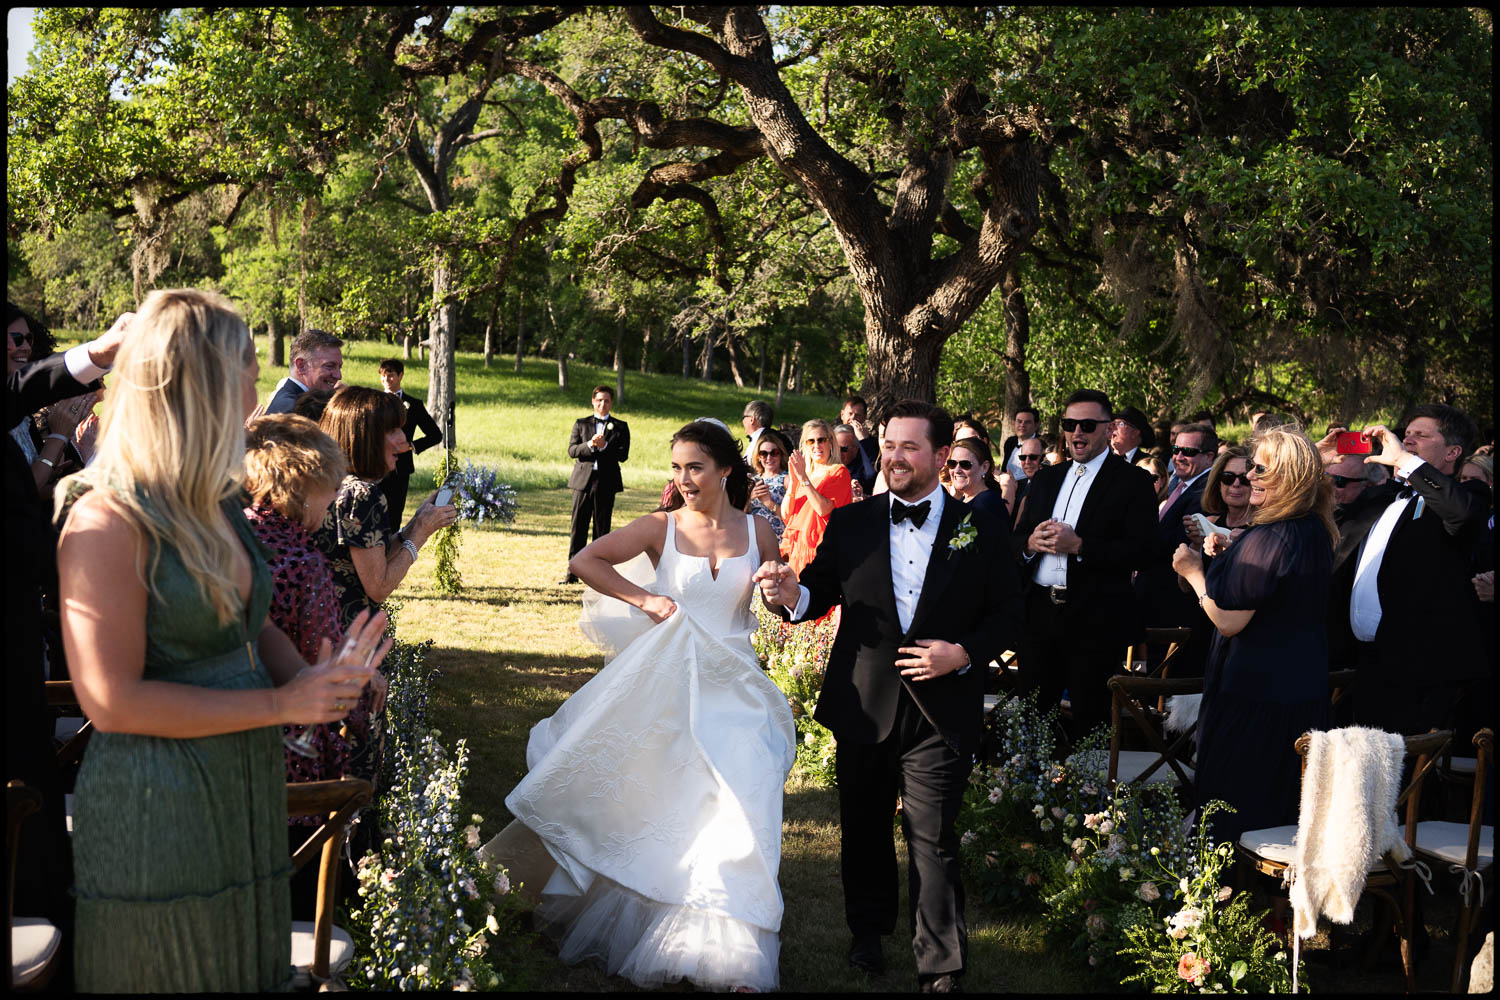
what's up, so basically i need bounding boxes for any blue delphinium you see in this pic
[443,461,518,527]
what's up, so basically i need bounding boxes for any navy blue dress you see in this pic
[1194,513,1333,843]
[965,488,1009,521]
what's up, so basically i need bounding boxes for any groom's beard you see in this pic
[884,457,940,501]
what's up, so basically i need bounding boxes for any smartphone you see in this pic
[1335,431,1372,455]
[434,486,455,507]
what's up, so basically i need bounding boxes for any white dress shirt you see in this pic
[591,417,608,470]
[1032,447,1111,587]
[1006,435,1037,481]
[745,426,764,466]
[1349,453,1427,641]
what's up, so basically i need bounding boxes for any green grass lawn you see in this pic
[263,342,1463,993]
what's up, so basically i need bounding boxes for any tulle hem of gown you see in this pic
[535,869,780,992]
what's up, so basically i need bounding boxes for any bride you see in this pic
[500,419,796,991]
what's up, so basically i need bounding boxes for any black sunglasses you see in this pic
[758,448,783,459]
[8,331,33,346]
[945,459,975,470]
[1329,474,1366,488]
[1252,463,1269,476]
[1017,454,1042,463]
[1059,418,1104,433]
[1172,445,1205,457]
[1220,473,1252,487]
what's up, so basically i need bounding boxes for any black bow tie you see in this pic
[891,499,931,528]
[1397,485,1415,500]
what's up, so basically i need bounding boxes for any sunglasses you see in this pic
[945,459,975,470]
[8,331,33,346]
[1252,463,1269,476]
[1017,454,1042,463]
[1329,474,1366,488]
[1059,418,1104,433]
[758,449,783,459]
[1219,473,1252,487]
[1172,445,1205,457]
[804,436,829,445]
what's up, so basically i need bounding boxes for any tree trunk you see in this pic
[1000,269,1032,438]
[726,334,746,388]
[402,333,412,360]
[427,252,459,448]
[549,298,567,390]
[682,329,693,379]
[614,312,626,405]
[757,329,768,391]
[639,322,652,374]
[699,327,714,380]
[483,294,498,368]
[297,203,309,335]
[268,314,285,368]
[514,294,526,373]
[775,340,791,410]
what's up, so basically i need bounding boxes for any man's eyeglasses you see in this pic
[1329,474,1366,488]
[1059,418,1104,433]
[944,459,975,470]
[8,331,33,346]
[1172,445,1205,457]
[1017,454,1042,463]
[1219,473,1252,487]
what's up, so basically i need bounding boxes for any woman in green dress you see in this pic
[54,289,391,992]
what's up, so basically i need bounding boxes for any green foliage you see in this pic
[429,451,463,596]
[753,602,839,788]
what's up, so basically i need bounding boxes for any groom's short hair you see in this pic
[885,399,953,449]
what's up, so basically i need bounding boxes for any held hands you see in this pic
[638,593,678,624]
[897,640,968,682]
[1028,519,1080,555]
[753,559,800,608]
[589,431,607,450]
[1182,514,1205,548]
[279,609,392,726]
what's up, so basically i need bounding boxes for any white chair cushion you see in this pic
[1240,824,1400,871]
[1114,750,1193,785]
[53,717,86,743]
[1408,820,1494,869]
[64,793,74,836]
[290,921,355,988]
[12,917,61,987]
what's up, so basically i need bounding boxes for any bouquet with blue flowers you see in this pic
[443,461,518,526]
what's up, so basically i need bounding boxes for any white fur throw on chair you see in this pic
[1287,727,1407,940]
[1163,694,1201,735]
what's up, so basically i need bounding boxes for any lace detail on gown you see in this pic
[505,513,796,990]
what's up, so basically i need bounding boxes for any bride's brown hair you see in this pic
[668,421,753,511]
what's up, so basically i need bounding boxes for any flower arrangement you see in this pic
[1117,801,1302,993]
[753,601,840,787]
[429,455,518,595]
[947,512,978,555]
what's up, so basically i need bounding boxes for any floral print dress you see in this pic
[312,476,391,630]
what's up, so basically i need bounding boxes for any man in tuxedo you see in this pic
[1001,405,1041,481]
[741,399,773,465]
[1328,405,1488,734]
[756,400,1020,993]
[1134,422,1216,675]
[1008,436,1046,527]
[1011,390,1159,737]
[375,358,443,533]
[836,422,877,494]
[562,385,630,584]
[264,329,343,414]
[1110,406,1156,464]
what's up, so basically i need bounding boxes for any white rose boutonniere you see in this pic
[606,422,615,432]
[948,513,978,557]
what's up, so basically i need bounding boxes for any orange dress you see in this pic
[780,463,855,575]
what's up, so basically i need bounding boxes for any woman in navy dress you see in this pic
[1172,426,1337,844]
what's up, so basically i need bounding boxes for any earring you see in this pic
[720,476,728,491]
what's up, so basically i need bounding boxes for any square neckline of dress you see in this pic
[668,510,754,581]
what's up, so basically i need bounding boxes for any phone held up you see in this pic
[1335,431,1372,455]
[434,486,455,507]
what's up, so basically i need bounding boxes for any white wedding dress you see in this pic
[505,512,796,991]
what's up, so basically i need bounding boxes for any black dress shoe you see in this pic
[919,973,962,993]
[848,935,884,975]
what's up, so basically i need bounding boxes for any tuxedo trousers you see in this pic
[836,685,971,977]
[1015,585,1122,739]
[567,472,617,561]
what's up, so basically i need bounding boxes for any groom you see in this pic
[756,400,1021,993]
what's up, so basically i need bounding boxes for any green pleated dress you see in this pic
[69,488,294,992]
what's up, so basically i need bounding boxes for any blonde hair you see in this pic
[800,418,837,467]
[1249,425,1337,545]
[244,414,347,520]
[56,288,254,625]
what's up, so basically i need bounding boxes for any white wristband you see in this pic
[46,433,70,445]
[402,539,420,561]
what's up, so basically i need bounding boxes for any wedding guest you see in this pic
[946,436,1008,521]
[54,289,385,991]
[265,329,343,414]
[840,394,879,472]
[741,399,773,466]
[1002,436,1047,526]
[291,387,335,423]
[1461,453,1493,490]
[837,421,877,494]
[1172,425,1335,843]
[781,418,854,574]
[1134,424,1215,678]
[1001,405,1040,480]
[376,357,443,534]
[749,427,792,538]
[314,386,457,628]
[1136,453,1169,503]
[563,385,630,584]
[8,305,97,495]
[953,415,990,445]
[1187,447,1254,544]
[1111,406,1156,464]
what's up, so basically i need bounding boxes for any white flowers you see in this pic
[464,825,480,849]
[1216,885,1233,902]
[486,914,500,934]
[1168,905,1205,940]
[988,787,1002,804]
[1050,806,1065,820]
[961,830,978,847]
[1039,819,1055,831]
[1033,804,1046,818]
[1137,881,1160,901]
[494,871,511,896]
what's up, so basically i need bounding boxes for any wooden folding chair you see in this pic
[1411,728,1493,992]
[287,778,373,990]
[1236,729,1452,993]
[7,783,61,992]
[1106,674,1202,796]
[1122,626,1194,679]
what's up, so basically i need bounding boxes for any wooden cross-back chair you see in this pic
[1122,626,1195,680]
[1237,729,1452,993]
[7,782,62,992]
[1106,674,1202,796]
[41,680,373,990]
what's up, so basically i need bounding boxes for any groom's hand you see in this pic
[753,559,800,608]
[897,640,970,681]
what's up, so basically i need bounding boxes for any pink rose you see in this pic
[1177,952,1210,983]
[1024,871,1041,887]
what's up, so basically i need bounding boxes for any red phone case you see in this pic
[1335,431,1372,455]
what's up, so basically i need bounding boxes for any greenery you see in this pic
[753,602,841,790]
[429,451,464,596]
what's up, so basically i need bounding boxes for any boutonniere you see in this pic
[948,513,978,557]
[606,422,615,432]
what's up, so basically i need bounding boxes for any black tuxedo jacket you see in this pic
[1134,472,1208,626]
[567,415,630,493]
[1329,463,1488,684]
[264,378,304,415]
[1010,452,1159,648]
[794,493,1021,754]
[393,391,442,476]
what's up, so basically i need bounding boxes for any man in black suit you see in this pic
[756,400,1020,993]
[840,394,880,472]
[562,385,630,584]
[1327,405,1488,734]
[1011,389,1159,737]
[1007,436,1046,528]
[1134,422,1216,674]
[375,358,443,533]
[264,329,343,414]
[1110,406,1156,464]
[1000,405,1041,482]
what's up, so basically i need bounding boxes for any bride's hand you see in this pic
[639,594,678,623]
[753,559,800,608]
